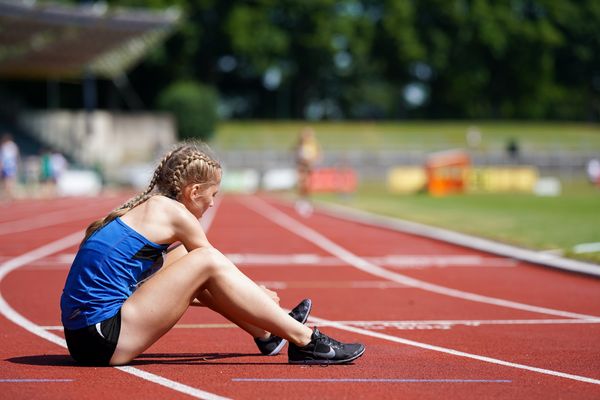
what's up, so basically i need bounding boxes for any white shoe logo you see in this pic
[301,347,336,359]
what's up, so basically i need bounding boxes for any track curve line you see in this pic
[305,314,600,386]
[317,201,600,277]
[245,197,597,320]
[0,231,230,400]
[244,196,600,385]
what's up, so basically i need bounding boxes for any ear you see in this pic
[180,184,196,201]
[189,183,203,199]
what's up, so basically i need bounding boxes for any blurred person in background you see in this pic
[23,154,41,197]
[293,126,321,217]
[466,126,482,150]
[51,149,68,184]
[506,137,520,162]
[39,148,55,197]
[39,148,67,197]
[0,133,20,201]
[586,158,600,187]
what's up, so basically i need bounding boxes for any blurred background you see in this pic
[0,0,598,263]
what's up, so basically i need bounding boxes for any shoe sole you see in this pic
[288,346,366,365]
[266,299,313,356]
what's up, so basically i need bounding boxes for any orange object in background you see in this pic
[425,150,470,196]
[308,168,358,193]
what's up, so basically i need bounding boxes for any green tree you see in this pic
[157,80,219,141]
[25,0,600,120]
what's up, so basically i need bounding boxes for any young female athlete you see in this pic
[60,141,365,366]
[293,126,321,216]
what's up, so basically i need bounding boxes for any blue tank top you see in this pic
[61,217,169,330]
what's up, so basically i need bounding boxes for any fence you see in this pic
[215,148,597,182]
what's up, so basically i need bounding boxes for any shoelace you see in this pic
[315,331,344,349]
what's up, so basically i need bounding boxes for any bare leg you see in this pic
[195,289,269,339]
[165,244,273,339]
[110,247,312,365]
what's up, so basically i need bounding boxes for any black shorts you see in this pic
[64,310,121,366]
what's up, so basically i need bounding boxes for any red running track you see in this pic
[1,193,599,399]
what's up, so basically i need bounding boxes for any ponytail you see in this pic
[80,141,220,246]
[81,208,128,245]
[80,146,180,246]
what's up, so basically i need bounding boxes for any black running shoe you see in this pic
[288,327,365,364]
[254,298,312,356]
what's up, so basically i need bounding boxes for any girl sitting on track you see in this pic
[60,141,365,366]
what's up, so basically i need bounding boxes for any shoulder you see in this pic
[146,196,210,249]
[124,195,206,246]
[146,195,202,229]
[145,195,190,221]
[146,194,179,208]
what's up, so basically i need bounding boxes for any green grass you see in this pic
[212,120,600,264]
[313,180,600,264]
[212,120,600,152]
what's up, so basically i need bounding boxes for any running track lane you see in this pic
[1,193,599,399]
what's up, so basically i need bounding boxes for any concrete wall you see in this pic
[19,110,176,179]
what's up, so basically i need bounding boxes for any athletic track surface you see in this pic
[1,193,599,399]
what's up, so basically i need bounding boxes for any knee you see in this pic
[187,247,234,275]
[109,353,133,366]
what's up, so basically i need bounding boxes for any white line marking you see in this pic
[322,318,600,327]
[315,318,600,330]
[246,197,600,385]
[256,280,409,289]
[232,378,512,383]
[0,232,83,348]
[41,323,240,330]
[38,317,600,331]
[0,203,108,235]
[306,314,600,385]
[246,197,598,320]
[377,255,516,268]
[0,379,75,383]
[316,201,600,277]
[12,252,516,270]
[117,366,229,400]
[225,253,516,268]
[0,231,230,400]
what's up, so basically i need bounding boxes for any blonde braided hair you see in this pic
[81,141,221,245]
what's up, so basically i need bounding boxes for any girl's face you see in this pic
[184,182,220,218]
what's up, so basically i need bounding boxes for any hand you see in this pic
[259,285,280,305]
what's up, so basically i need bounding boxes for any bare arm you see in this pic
[120,195,212,250]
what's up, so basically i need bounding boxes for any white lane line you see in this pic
[41,323,240,330]
[316,201,600,277]
[0,202,112,236]
[245,197,598,320]
[117,366,229,400]
[256,280,409,289]
[32,313,600,385]
[244,197,600,385]
[306,314,600,386]
[0,379,74,383]
[0,231,230,400]
[0,232,84,348]
[38,317,600,331]
[322,318,600,327]
[232,378,512,383]
[9,253,517,270]
[226,253,516,268]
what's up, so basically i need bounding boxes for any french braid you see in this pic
[81,141,220,245]
[169,152,221,199]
